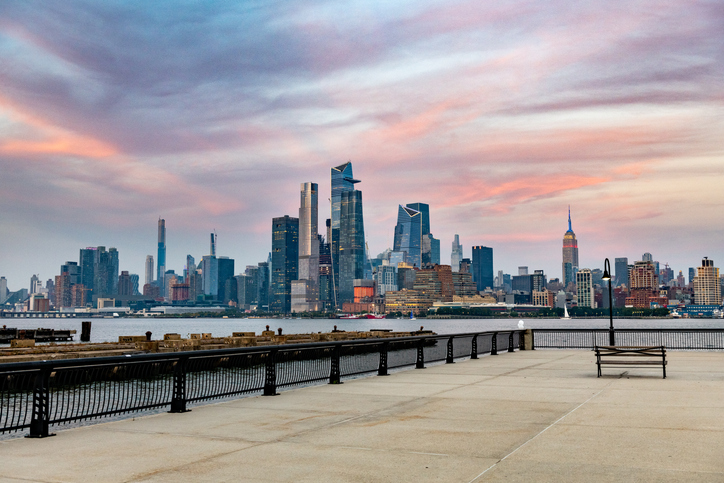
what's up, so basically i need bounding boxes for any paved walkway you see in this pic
[2,350,723,482]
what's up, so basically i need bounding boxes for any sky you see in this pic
[1,0,723,291]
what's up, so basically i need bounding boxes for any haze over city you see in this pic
[1,1,723,288]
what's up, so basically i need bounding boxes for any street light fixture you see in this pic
[602,258,615,346]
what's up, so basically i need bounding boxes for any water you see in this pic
[3,317,724,344]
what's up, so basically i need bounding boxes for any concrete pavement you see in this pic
[1,350,723,482]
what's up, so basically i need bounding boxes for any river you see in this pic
[3,317,724,344]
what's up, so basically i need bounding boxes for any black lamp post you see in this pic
[602,258,614,346]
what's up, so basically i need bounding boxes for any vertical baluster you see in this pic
[470,335,478,360]
[446,337,455,364]
[170,356,190,413]
[329,345,342,384]
[263,349,278,396]
[491,332,498,355]
[27,367,53,438]
[378,342,389,376]
[416,338,425,369]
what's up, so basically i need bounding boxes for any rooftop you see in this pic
[2,349,723,482]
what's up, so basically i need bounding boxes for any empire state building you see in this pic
[562,207,579,287]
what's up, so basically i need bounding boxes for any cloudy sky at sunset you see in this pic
[1,0,723,289]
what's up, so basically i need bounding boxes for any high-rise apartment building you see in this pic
[393,205,422,268]
[331,162,359,306]
[118,271,133,296]
[271,215,299,313]
[451,235,462,272]
[642,252,653,263]
[157,218,166,291]
[562,207,579,287]
[297,182,320,311]
[217,257,235,303]
[576,269,594,308]
[145,255,154,286]
[338,189,366,305]
[615,257,629,287]
[693,257,721,305]
[689,268,696,285]
[626,261,658,308]
[54,272,73,309]
[92,247,118,298]
[60,262,80,285]
[471,246,494,292]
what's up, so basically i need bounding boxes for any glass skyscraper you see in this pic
[297,182,319,309]
[338,190,365,304]
[271,215,299,313]
[471,245,494,291]
[393,205,422,268]
[331,162,365,307]
[157,218,166,291]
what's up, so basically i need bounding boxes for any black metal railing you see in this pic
[0,330,523,438]
[532,328,724,351]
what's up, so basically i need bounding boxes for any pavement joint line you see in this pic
[407,451,449,457]
[467,378,616,483]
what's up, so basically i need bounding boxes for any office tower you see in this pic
[518,267,528,276]
[626,261,658,308]
[217,257,235,302]
[689,268,696,285]
[471,246,494,291]
[406,203,430,236]
[157,218,166,290]
[45,279,54,305]
[257,261,270,310]
[210,232,217,257]
[615,257,629,287]
[562,207,579,287]
[642,252,653,263]
[201,256,218,297]
[79,248,96,295]
[223,276,237,304]
[271,216,299,313]
[93,247,115,297]
[376,264,397,295]
[451,235,463,272]
[118,271,133,296]
[694,257,721,305]
[459,258,471,274]
[145,255,154,286]
[393,205,422,268]
[0,276,7,304]
[164,271,177,300]
[576,269,594,308]
[60,261,80,286]
[338,190,366,304]
[129,274,140,295]
[297,182,320,311]
[429,235,440,265]
[331,162,359,304]
[406,203,439,266]
[184,255,195,281]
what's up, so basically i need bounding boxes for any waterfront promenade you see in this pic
[2,350,723,482]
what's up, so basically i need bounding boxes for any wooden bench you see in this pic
[594,345,667,378]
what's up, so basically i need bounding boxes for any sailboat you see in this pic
[562,305,571,320]
[409,311,417,321]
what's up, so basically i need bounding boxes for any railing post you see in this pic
[508,332,515,352]
[27,367,53,438]
[471,335,478,359]
[491,332,498,355]
[329,344,342,384]
[169,356,190,413]
[531,330,536,350]
[446,337,455,364]
[378,342,389,376]
[416,338,425,369]
[264,349,278,396]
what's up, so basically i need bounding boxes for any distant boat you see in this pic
[562,305,571,320]
[409,311,417,321]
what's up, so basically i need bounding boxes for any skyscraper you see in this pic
[694,257,721,305]
[562,207,579,287]
[451,235,462,272]
[79,248,96,296]
[338,190,366,304]
[642,252,653,263]
[614,257,629,287]
[297,182,319,310]
[217,257,235,302]
[157,218,166,292]
[271,216,299,313]
[471,246,494,291]
[576,269,594,308]
[393,205,422,268]
[145,255,154,286]
[626,261,658,308]
[406,203,439,266]
[331,162,359,305]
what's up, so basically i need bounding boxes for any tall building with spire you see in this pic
[294,182,320,312]
[562,207,579,287]
[157,218,166,292]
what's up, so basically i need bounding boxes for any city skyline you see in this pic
[1,1,723,288]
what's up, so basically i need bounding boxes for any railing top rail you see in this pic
[0,329,522,372]
[533,328,724,332]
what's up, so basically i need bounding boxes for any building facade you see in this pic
[693,257,721,305]
[331,162,360,306]
[451,235,462,272]
[393,205,422,268]
[338,190,366,305]
[270,215,299,313]
[157,218,166,293]
[576,269,594,308]
[562,208,579,287]
[471,246,494,292]
[297,182,320,311]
